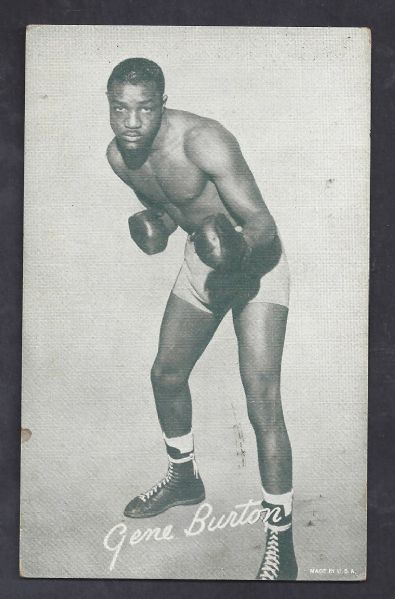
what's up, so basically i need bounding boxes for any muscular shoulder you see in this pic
[169,109,238,149]
[184,118,243,176]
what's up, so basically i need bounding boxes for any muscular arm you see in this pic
[130,190,178,236]
[185,124,276,250]
[106,139,178,236]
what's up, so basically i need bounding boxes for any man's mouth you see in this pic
[121,133,143,140]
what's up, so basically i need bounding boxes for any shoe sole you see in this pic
[124,493,206,519]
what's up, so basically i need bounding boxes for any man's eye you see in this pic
[113,106,125,112]
[141,107,153,113]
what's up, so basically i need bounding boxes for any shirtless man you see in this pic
[106,58,297,581]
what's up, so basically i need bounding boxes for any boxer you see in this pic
[106,57,297,580]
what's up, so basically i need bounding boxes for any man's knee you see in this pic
[241,368,281,398]
[150,359,189,394]
[242,370,283,428]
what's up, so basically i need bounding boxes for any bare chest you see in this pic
[125,152,208,206]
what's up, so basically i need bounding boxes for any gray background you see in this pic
[21,26,369,579]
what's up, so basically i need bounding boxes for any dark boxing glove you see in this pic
[205,268,261,314]
[192,213,260,313]
[192,213,252,271]
[128,208,169,255]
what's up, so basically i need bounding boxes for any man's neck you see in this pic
[151,109,169,150]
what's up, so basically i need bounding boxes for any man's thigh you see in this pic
[155,292,221,370]
[232,301,288,373]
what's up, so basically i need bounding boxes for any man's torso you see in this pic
[107,109,235,232]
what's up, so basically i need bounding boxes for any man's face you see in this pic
[107,81,166,151]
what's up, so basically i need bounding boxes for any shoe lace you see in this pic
[137,453,199,503]
[138,461,175,502]
[258,529,280,580]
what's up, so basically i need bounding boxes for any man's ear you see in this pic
[162,95,168,110]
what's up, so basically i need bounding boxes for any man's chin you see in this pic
[116,138,152,168]
[118,137,147,151]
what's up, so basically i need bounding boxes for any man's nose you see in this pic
[125,111,141,129]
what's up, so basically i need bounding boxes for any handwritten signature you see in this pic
[103,499,280,571]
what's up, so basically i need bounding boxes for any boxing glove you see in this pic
[204,268,261,314]
[192,213,252,272]
[128,209,170,255]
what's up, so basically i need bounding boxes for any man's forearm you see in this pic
[160,212,178,235]
[134,191,178,235]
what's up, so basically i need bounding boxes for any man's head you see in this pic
[107,58,167,152]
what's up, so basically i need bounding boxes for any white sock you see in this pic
[262,486,293,517]
[163,431,194,454]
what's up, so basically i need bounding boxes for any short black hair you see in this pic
[107,58,165,95]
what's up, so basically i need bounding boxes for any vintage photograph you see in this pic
[21,26,370,580]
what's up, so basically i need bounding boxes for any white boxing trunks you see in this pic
[172,234,290,314]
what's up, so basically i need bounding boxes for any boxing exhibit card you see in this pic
[21,26,370,580]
